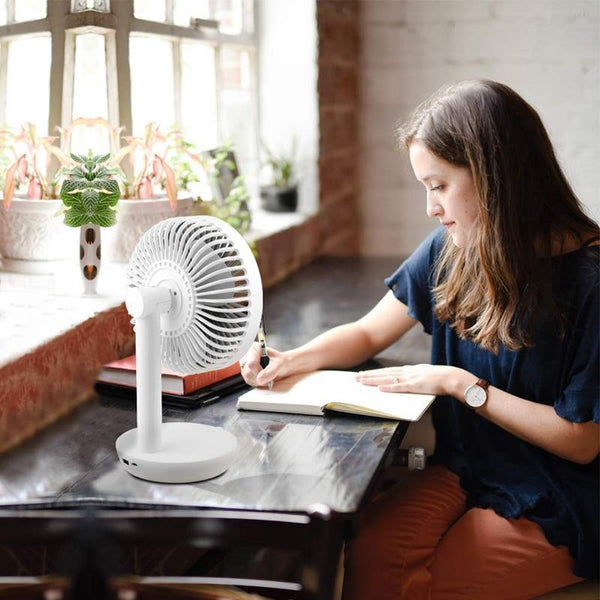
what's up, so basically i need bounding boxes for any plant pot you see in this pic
[0,197,77,273]
[260,185,298,213]
[102,196,194,263]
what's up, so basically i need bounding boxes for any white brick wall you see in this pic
[360,0,600,257]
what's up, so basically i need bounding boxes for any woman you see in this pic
[241,80,599,599]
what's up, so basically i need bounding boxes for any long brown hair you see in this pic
[398,80,598,352]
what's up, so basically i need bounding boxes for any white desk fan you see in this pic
[115,216,262,483]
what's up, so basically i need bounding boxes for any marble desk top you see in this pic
[0,257,431,515]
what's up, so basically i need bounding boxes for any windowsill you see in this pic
[0,209,311,369]
[245,207,312,243]
[0,208,320,453]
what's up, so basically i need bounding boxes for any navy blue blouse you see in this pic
[385,226,599,578]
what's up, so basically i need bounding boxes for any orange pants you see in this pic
[342,465,583,600]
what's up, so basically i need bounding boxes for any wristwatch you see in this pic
[464,378,490,409]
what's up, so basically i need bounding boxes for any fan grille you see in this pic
[127,216,263,374]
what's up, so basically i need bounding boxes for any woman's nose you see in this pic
[426,194,443,218]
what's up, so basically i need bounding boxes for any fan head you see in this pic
[127,216,262,374]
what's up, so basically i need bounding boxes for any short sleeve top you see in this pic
[385,226,600,579]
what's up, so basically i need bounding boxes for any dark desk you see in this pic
[0,257,431,599]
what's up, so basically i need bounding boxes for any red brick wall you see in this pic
[317,0,361,255]
[0,305,134,454]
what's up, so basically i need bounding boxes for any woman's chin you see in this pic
[449,231,465,248]
[448,228,476,249]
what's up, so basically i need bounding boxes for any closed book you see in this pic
[237,370,435,422]
[94,375,248,409]
[97,354,241,395]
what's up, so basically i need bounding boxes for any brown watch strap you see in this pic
[476,378,490,391]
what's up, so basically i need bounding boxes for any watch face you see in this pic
[465,384,487,408]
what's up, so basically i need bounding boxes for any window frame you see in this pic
[0,0,258,163]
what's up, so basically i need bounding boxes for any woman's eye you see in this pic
[430,184,443,192]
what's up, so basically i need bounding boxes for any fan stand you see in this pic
[115,287,238,484]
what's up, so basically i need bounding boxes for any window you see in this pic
[0,0,257,177]
[4,35,51,135]
[129,35,175,135]
[70,33,110,154]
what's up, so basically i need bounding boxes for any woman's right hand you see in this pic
[239,343,293,388]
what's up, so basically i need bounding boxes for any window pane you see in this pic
[129,35,175,135]
[133,0,166,22]
[14,0,46,22]
[174,0,210,27]
[219,47,257,173]
[214,0,243,34]
[221,45,251,88]
[71,34,110,155]
[5,35,51,134]
[0,1,7,26]
[181,42,217,150]
[71,0,111,12]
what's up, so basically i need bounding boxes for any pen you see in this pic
[257,316,273,390]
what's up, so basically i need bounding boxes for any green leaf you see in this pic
[63,207,89,227]
[90,209,116,227]
[60,179,83,196]
[91,178,118,193]
[81,188,99,213]
[93,166,112,179]
[70,153,88,164]
[94,153,111,164]
[61,189,83,207]
[97,192,119,209]
[67,167,87,179]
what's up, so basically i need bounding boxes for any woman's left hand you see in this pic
[355,364,466,397]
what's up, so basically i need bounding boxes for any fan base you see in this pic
[116,422,238,483]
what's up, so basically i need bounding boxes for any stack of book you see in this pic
[95,355,247,409]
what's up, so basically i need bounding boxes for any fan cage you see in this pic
[127,216,263,374]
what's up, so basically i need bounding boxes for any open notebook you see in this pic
[237,370,436,421]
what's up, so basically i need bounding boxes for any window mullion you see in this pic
[111,0,133,155]
[105,29,120,148]
[48,0,70,143]
[214,44,223,144]
[7,0,14,24]
[60,30,75,129]
[0,42,7,126]
[172,39,182,128]
[249,47,259,169]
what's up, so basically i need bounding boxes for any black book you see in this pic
[94,374,249,409]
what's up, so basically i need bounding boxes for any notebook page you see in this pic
[237,371,435,421]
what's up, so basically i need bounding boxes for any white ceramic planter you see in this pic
[102,196,194,263]
[0,198,77,273]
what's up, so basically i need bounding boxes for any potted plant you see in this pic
[200,144,252,234]
[101,122,195,262]
[59,152,120,294]
[259,142,298,212]
[0,123,74,272]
